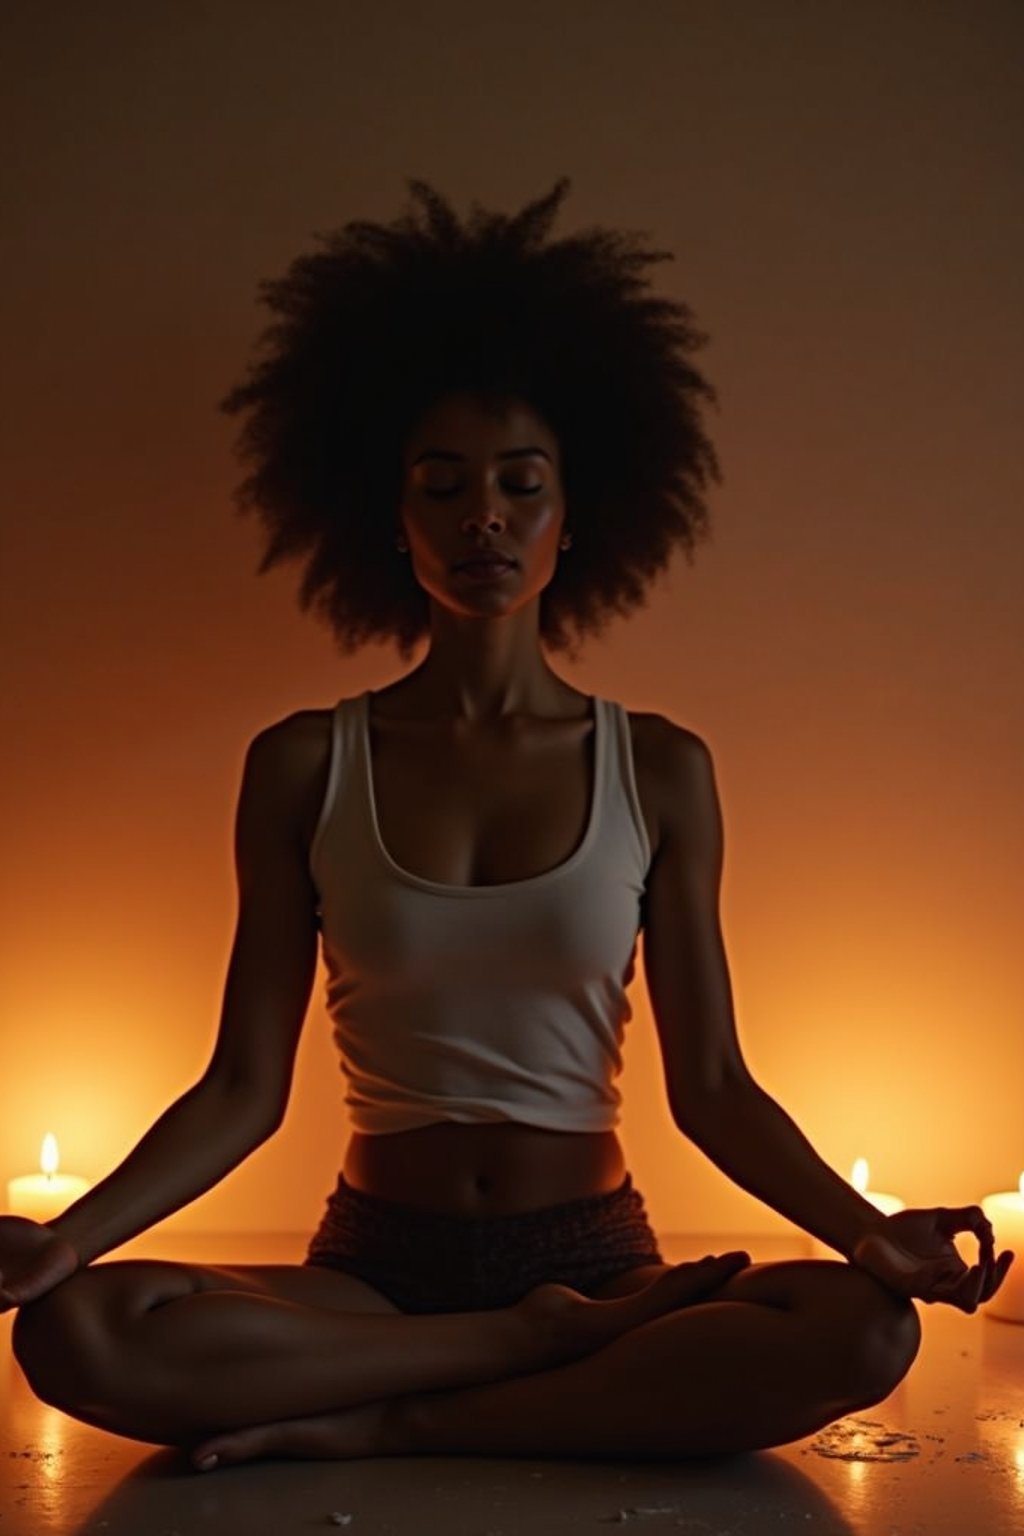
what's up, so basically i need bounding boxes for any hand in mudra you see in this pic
[851,1205,1015,1312]
[0,1215,80,1311]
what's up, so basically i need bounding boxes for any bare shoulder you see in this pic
[248,705,334,760]
[627,708,709,759]
[243,705,338,849]
[626,709,716,858]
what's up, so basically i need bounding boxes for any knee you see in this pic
[12,1272,112,1411]
[847,1279,922,1403]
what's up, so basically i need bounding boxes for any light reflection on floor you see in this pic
[2,1229,1021,1536]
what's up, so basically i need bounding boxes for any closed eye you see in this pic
[423,484,543,499]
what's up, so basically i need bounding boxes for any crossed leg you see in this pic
[383,1258,923,1461]
[188,1257,922,1466]
[11,1252,750,1443]
[11,1253,921,1466]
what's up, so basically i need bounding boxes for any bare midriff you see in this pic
[342,1122,628,1217]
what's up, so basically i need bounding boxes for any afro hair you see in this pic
[220,177,721,662]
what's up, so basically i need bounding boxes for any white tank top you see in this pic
[309,691,652,1134]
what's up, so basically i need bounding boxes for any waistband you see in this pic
[323,1171,643,1230]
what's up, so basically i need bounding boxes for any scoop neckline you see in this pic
[359,689,603,896]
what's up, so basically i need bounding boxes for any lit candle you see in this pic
[6,1134,90,1223]
[809,1158,905,1259]
[849,1156,906,1218]
[980,1173,1024,1325]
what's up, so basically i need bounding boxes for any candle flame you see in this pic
[852,1157,869,1193]
[40,1133,59,1178]
[1019,1171,1024,1199]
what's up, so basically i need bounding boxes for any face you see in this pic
[398,392,567,619]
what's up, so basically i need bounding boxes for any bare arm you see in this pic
[46,719,324,1267]
[642,721,886,1261]
[682,1079,888,1261]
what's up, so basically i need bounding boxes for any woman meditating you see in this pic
[4,179,1014,1472]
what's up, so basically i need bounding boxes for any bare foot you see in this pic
[191,1399,392,1472]
[518,1252,752,1365]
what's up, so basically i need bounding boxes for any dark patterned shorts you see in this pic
[303,1171,665,1314]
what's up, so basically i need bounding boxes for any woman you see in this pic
[4,179,1013,1471]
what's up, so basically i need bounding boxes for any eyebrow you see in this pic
[412,447,552,466]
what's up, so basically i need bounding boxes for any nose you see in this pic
[461,506,507,535]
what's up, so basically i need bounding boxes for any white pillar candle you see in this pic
[809,1158,905,1260]
[980,1174,1024,1325]
[6,1134,90,1223]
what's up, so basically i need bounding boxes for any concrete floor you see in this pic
[2,1228,1021,1536]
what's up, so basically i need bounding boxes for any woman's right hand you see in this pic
[0,1215,81,1311]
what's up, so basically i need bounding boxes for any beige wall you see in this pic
[2,1,1021,1243]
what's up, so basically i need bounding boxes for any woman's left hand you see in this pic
[850,1205,1015,1312]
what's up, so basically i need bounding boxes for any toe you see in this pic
[191,1426,270,1470]
[191,1405,385,1469]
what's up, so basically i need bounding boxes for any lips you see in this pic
[454,556,515,571]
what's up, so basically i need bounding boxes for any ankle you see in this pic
[379,1392,430,1455]
[513,1285,584,1360]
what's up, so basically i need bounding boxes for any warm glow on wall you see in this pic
[2,4,1020,1247]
